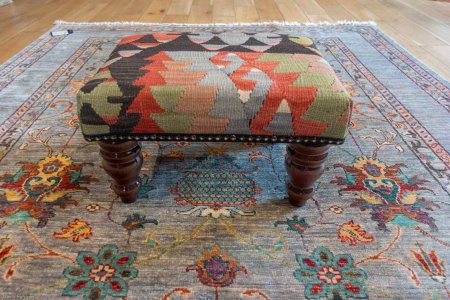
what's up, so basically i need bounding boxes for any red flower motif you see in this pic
[411,244,446,284]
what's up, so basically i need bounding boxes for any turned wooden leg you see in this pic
[285,143,330,207]
[98,141,143,203]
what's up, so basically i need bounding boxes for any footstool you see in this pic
[77,30,352,207]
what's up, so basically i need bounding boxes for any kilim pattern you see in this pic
[77,32,352,143]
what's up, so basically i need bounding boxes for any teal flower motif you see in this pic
[274,215,310,234]
[294,246,368,299]
[62,244,138,300]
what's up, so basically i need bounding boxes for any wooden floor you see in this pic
[0,0,449,80]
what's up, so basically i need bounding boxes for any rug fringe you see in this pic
[54,20,377,27]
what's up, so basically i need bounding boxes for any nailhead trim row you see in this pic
[86,133,345,145]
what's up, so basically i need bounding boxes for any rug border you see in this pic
[362,26,450,87]
[0,30,58,72]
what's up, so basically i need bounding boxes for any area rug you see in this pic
[0,21,449,300]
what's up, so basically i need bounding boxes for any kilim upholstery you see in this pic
[77,32,352,144]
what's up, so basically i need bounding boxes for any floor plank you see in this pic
[189,0,213,23]
[274,0,309,22]
[167,0,193,16]
[235,0,260,22]
[315,0,356,21]
[163,15,190,23]
[213,0,236,23]
[254,0,284,21]
[138,0,172,22]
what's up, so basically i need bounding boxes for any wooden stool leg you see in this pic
[285,143,330,207]
[98,141,143,203]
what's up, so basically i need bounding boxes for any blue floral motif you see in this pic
[294,246,368,299]
[62,244,138,300]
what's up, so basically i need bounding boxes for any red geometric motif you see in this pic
[211,52,325,136]
[128,52,170,133]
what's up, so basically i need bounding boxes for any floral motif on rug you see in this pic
[0,153,94,227]
[294,246,368,299]
[62,244,138,299]
[187,244,247,298]
[332,156,439,231]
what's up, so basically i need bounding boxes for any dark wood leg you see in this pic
[285,143,330,207]
[98,141,143,203]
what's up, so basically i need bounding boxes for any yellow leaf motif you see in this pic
[3,189,26,202]
[401,191,419,205]
[338,220,374,246]
[359,192,383,205]
[53,218,92,242]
